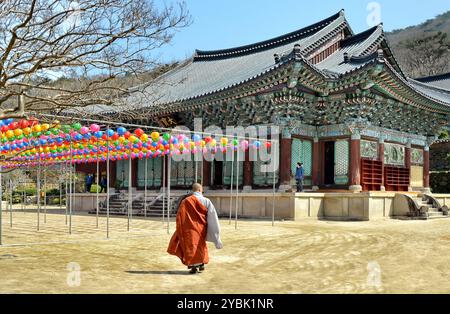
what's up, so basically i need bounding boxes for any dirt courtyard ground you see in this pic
[0,210,449,293]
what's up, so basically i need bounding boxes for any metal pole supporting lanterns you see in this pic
[96,140,100,228]
[106,127,110,239]
[43,170,46,224]
[9,178,12,228]
[37,155,41,231]
[272,140,277,227]
[128,152,132,232]
[0,166,2,245]
[22,180,25,214]
[144,157,147,218]
[59,164,63,212]
[167,156,171,234]
[229,153,234,225]
[235,148,239,230]
[162,157,166,224]
[69,142,73,235]
[65,164,68,225]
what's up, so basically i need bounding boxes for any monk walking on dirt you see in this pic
[167,183,223,274]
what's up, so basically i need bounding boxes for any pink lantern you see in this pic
[90,124,100,132]
[80,126,89,134]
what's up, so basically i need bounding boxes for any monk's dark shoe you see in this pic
[199,264,205,272]
[189,267,198,274]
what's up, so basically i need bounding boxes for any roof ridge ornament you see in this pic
[293,44,302,59]
[376,48,384,62]
[343,52,349,63]
[274,53,280,64]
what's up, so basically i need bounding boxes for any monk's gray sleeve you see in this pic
[206,199,223,249]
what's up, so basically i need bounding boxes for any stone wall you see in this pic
[430,171,450,193]
[430,140,450,171]
[206,191,411,221]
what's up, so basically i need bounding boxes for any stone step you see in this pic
[427,215,448,219]
[428,211,444,215]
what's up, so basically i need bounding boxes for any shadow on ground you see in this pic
[126,270,190,275]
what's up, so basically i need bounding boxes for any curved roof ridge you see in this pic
[416,72,450,83]
[340,25,380,48]
[193,10,345,61]
[408,77,450,93]
[382,60,450,110]
[342,24,406,79]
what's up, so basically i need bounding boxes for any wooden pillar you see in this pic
[110,160,117,189]
[349,133,362,191]
[279,132,292,191]
[378,138,385,191]
[423,145,430,190]
[312,137,320,190]
[243,149,252,191]
[405,141,411,191]
[132,158,138,188]
[202,160,211,188]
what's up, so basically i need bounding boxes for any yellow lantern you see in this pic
[14,128,23,137]
[6,130,14,138]
[23,127,31,135]
[140,134,148,142]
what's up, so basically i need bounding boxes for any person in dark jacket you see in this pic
[294,162,304,192]
[100,176,107,193]
[85,174,94,193]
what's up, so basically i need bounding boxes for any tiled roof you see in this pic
[193,11,345,61]
[415,72,450,91]
[315,25,383,76]
[88,10,450,115]
[407,78,450,104]
[125,11,349,107]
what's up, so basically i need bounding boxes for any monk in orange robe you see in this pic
[167,183,223,274]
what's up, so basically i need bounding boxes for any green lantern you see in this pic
[72,122,82,131]
[61,125,71,133]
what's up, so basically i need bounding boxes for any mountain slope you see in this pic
[386,11,450,78]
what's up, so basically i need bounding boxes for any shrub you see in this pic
[46,188,60,196]
[90,184,101,193]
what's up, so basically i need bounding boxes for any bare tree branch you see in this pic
[0,0,191,118]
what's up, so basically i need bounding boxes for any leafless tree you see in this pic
[0,0,191,119]
[397,32,450,77]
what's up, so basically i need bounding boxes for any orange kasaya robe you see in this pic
[167,194,209,266]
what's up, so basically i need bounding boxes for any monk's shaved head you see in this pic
[192,183,202,192]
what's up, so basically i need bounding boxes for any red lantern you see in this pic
[19,120,30,129]
[124,131,131,139]
[134,128,144,137]
[28,118,38,126]
[9,122,18,130]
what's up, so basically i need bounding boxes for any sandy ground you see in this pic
[0,210,450,294]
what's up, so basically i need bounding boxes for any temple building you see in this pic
[76,10,450,220]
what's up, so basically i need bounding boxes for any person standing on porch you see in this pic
[100,176,107,193]
[294,162,304,192]
[85,174,94,193]
[167,183,223,274]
